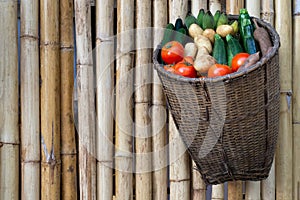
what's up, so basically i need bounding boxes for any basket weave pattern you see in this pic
[153,16,280,185]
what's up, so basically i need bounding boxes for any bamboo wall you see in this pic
[0,0,299,199]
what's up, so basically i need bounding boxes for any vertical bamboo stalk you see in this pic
[244,2,261,199]
[192,162,206,200]
[226,0,244,14]
[60,0,77,199]
[275,0,293,199]
[293,1,300,200]
[74,0,97,199]
[115,0,135,199]
[40,0,61,198]
[152,0,168,199]
[168,0,188,22]
[209,0,222,14]
[20,0,40,199]
[246,0,260,17]
[212,184,224,200]
[135,1,152,199]
[95,0,114,199]
[227,181,243,200]
[245,181,261,200]
[260,2,275,199]
[0,1,19,199]
[191,0,208,15]
[168,1,191,199]
[261,0,274,25]
[225,2,244,199]
[261,161,275,200]
[169,115,190,200]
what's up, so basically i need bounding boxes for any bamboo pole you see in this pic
[293,1,300,200]
[244,2,262,198]
[169,114,191,200]
[168,1,191,199]
[246,0,260,17]
[191,0,208,15]
[275,0,293,199]
[260,2,275,199]
[135,1,152,199]
[60,0,77,199]
[261,0,274,25]
[168,0,188,22]
[261,161,275,200]
[192,162,207,200]
[20,0,40,199]
[0,1,19,199]
[152,0,168,199]
[40,0,61,198]
[225,2,244,199]
[95,0,114,199]
[227,181,243,200]
[74,0,97,199]
[115,0,135,199]
[212,184,224,200]
[226,0,244,14]
[209,0,222,14]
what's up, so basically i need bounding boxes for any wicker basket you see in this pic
[153,16,280,185]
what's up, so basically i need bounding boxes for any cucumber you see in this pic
[185,14,198,29]
[175,17,184,31]
[227,43,234,67]
[197,9,205,28]
[161,23,175,46]
[238,9,257,54]
[202,11,215,30]
[213,34,227,65]
[213,10,221,29]
[217,12,228,27]
[241,25,257,54]
[226,34,244,65]
[174,27,187,45]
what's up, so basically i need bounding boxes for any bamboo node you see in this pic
[96,37,113,43]
[20,34,39,40]
[169,178,191,183]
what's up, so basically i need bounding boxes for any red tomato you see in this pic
[208,64,232,78]
[174,61,197,78]
[231,53,250,72]
[161,41,184,64]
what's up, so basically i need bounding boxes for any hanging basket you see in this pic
[153,16,280,185]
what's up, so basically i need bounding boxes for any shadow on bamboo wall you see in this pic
[0,0,299,200]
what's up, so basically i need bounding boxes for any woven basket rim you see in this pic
[153,15,280,83]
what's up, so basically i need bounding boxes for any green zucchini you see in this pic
[216,12,228,27]
[202,11,215,30]
[227,43,234,67]
[213,10,221,29]
[161,23,175,46]
[241,25,257,54]
[175,17,184,31]
[197,9,205,28]
[174,27,187,45]
[213,34,227,65]
[226,34,244,66]
[238,8,257,54]
[185,14,198,29]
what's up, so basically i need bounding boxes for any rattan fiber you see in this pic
[153,16,280,185]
